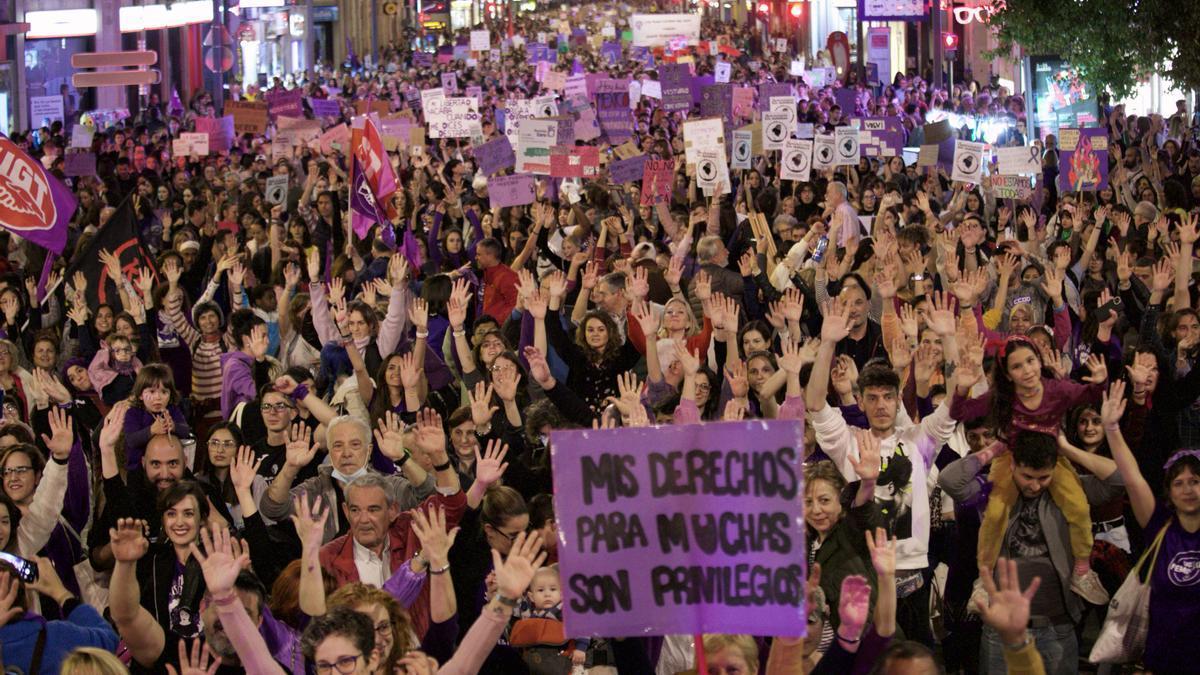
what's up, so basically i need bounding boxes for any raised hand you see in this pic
[410,408,448,458]
[492,531,548,600]
[631,300,659,336]
[99,400,130,454]
[373,410,409,460]
[865,527,896,578]
[523,346,555,389]
[694,270,713,302]
[398,351,423,390]
[1100,379,1127,428]
[723,398,747,421]
[229,445,263,493]
[889,337,914,372]
[109,518,150,563]
[38,406,74,460]
[837,575,871,638]
[898,303,919,341]
[166,638,221,675]
[580,261,600,291]
[34,368,71,404]
[1083,353,1108,384]
[977,558,1041,645]
[954,334,986,391]
[781,288,805,323]
[525,288,548,320]
[927,291,958,336]
[412,504,460,569]
[289,493,329,551]
[725,361,749,399]
[468,381,499,426]
[830,354,858,399]
[0,571,21,627]
[473,439,509,488]
[284,423,319,469]
[628,265,650,301]
[820,298,853,343]
[191,524,249,597]
[849,428,882,482]
[673,341,701,376]
[777,339,804,374]
[249,324,270,360]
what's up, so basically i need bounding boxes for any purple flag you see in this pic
[551,420,806,637]
[401,228,421,271]
[350,156,388,239]
[0,137,76,254]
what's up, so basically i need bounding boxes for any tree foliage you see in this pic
[987,0,1198,99]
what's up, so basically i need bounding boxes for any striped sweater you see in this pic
[163,294,235,402]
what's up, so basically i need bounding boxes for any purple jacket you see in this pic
[122,405,192,470]
[220,351,258,418]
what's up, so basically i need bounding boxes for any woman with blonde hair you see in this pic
[59,647,129,675]
[327,582,416,674]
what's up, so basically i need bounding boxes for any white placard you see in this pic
[70,124,94,149]
[683,118,725,166]
[834,126,859,166]
[640,80,662,100]
[695,148,730,194]
[995,145,1042,176]
[516,118,557,174]
[952,140,985,184]
[790,60,805,77]
[630,13,701,47]
[796,123,815,140]
[629,80,642,105]
[265,175,289,205]
[731,130,753,170]
[180,132,209,156]
[30,95,64,124]
[715,62,731,84]
[470,30,490,51]
[813,134,836,170]
[426,97,480,139]
[770,97,797,136]
[762,111,791,151]
[420,87,445,111]
[774,38,788,54]
[441,72,458,95]
[780,139,813,182]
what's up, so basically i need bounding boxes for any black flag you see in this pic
[66,198,159,310]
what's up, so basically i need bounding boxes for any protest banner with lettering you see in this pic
[550,146,601,179]
[700,85,733,130]
[715,62,731,84]
[813,134,836,170]
[762,111,791,151]
[309,98,341,118]
[194,116,235,153]
[320,124,351,154]
[470,30,490,51]
[609,154,648,184]
[695,148,730,195]
[640,159,675,206]
[265,90,304,119]
[516,119,557,174]
[30,96,64,124]
[488,174,536,207]
[659,64,693,113]
[475,136,516,176]
[179,132,209,156]
[441,72,458,95]
[551,421,806,637]
[265,175,289,205]
[780,139,813,182]
[731,130,753,170]
[426,98,480,139]
[683,118,725,167]
[226,100,269,134]
[952,140,985,184]
[630,13,701,47]
[855,117,904,157]
[596,82,633,144]
[993,175,1034,200]
[995,146,1042,176]
[834,126,859,166]
[1056,128,1108,192]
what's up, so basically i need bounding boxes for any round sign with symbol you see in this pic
[956,151,977,176]
[766,121,787,143]
[698,158,717,182]
[733,140,750,162]
[787,148,809,173]
[540,104,555,117]
[838,136,857,159]
[817,145,833,163]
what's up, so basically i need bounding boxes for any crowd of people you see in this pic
[1,2,1199,674]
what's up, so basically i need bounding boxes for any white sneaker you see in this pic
[1070,568,1110,605]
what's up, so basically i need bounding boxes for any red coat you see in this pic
[319,490,467,638]
[482,264,520,322]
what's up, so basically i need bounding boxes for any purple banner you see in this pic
[64,152,97,177]
[488,174,536,207]
[1057,128,1108,192]
[855,116,905,157]
[609,154,647,184]
[596,90,632,144]
[0,137,75,254]
[265,89,304,120]
[551,421,807,637]
[414,52,433,68]
[195,115,235,152]
[475,136,515,176]
[309,98,341,118]
[757,83,792,112]
[660,64,693,113]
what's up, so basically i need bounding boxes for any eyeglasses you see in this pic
[208,439,237,449]
[111,346,133,355]
[488,524,523,541]
[314,654,362,675]
[373,621,392,636]
[261,402,295,413]
[490,363,517,373]
[2,466,33,478]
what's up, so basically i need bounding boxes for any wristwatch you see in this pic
[1003,631,1033,652]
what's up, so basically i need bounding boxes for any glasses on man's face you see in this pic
[208,439,237,450]
[2,466,33,478]
[314,654,362,675]
[261,402,295,413]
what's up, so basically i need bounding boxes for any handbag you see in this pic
[1088,520,1171,663]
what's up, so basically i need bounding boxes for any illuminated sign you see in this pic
[119,1,215,32]
[26,9,98,39]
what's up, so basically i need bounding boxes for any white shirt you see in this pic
[352,536,391,588]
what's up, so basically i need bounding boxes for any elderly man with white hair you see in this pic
[259,412,461,544]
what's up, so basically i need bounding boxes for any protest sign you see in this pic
[179,132,209,156]
[543,71,567,91]
[762,111,791,151]
[565,75,589,99]
[1056,128,1107,192]
[715,62,731,83]
[265,175,289,205]
[551,421,806,637]
[475,136,516,176]
[309,98,341,118]
[613,141,642,161]
[226,100,269,134]
[320,124,351,154]
[732,87,754,120]
[683,118,725,167]
[780,139,813,182]
[796,123,815,140]
[265,90,304,119]
[488,174,536,207]
[195,116,235,153]
[659,64,692,113]
[470,30,490,51]
[952,140,985,184]
[813,134,836,170]
[441,72,458,95]
[609,154,648,184]
[596,90,633,144]
[834,126,859,166]
[516,119,557,174]
[757,83,791,112]
[70,125,94,150]
[640,80,662,100]
[630,13,701,47]
[64,152,97,177]
[426,98,480,138]
[572,106,602,142]
[30,95,64,124]
[996,146,1042,176]
[420,88,446,112]
[916,144,939,167]
[550,146,601,179]
[695,148,729,194]
[640,159,674,206]
[855,117,904,157]
[994,175,1034,200]
[731,130,753,170]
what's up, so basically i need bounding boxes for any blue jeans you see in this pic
[980,623,1077,675]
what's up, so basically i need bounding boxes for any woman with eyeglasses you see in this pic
[193,423,268,531]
